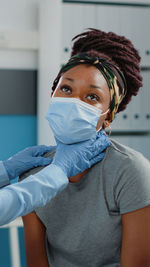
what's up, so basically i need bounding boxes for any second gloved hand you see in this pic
[3,145,56,180]
[52,130,111,177]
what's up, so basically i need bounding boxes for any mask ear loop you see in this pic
[96,109,110,133]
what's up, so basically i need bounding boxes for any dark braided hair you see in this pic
[52,28,143,114]
[71,28,143,113]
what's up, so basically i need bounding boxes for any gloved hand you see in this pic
[52,130,111,177]
[3,145,56,180]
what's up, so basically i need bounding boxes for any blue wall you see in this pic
[0,115,37,160]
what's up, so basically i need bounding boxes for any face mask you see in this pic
[46,97,108,144]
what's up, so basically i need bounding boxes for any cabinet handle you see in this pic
[64,47,69,53]
[134,114,140,119]
[145,50,150,55]
[123,114,128,119]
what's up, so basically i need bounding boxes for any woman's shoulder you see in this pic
[103,139,150,214]
[103,138,150,180]
[106,138,149,165]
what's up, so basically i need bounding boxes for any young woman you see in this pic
[22,29,150,267]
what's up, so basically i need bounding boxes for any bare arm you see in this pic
[22,212,49,267]
[121,205,150,267]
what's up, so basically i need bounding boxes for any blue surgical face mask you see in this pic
[46,97,108,144]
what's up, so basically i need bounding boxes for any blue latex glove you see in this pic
[52,130,111,177]
[3,145,56,180]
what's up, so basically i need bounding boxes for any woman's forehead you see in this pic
[59,64,109,89]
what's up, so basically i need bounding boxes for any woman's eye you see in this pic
[87,94,99,102]
[60,86,71,93]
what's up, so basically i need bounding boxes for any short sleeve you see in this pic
[114,153,150,214]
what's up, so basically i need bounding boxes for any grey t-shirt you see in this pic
[22,140,150,267]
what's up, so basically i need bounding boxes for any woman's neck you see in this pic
[69,169,89,183]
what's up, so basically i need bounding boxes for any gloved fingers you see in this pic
[91,138,111,155]
[96,130,107,138]
[32,156,52,167]
[84,145,105,160]
[89,152,106,167]
[90,130,106,142]
[85,138,110,159]
[31,145,57,157]
[82,150,93,161]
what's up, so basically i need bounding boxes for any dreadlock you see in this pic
[70,28,143,113]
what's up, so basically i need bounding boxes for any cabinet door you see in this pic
[95,5,150,67]
[111,104,132,132]
[95,5,121,34]
[111,70,150,132]
[61,3,96,63]
[129,70,150,132]
[118,7,150,67]
[141,70,150,130]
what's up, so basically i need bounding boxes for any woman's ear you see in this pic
[102,111,112,129]
[103,121,109,129]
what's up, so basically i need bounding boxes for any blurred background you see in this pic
[0,0,149,266]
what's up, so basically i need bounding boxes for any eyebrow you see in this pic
[64,77,74,82]
[89,84,102,90]
[64,77,102,91]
